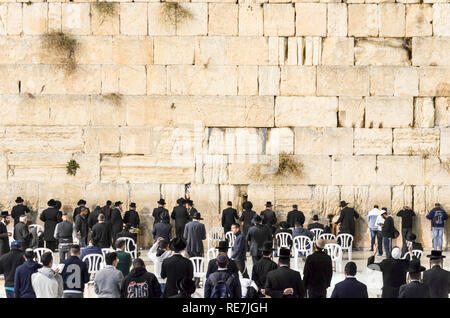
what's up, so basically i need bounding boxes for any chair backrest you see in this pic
[337,234,354,248]
[33,248,53,264]
[82,254,104,275]
[412,250,423,259]
[225,231,236,247]
[276,232,292,248]
[116,237,137,259]
[319,233,336,241]
[190,257,205,276]
[101,248,115,260]
[293,236,312,253]
[310,228,324,242]
[325,243,343,262]
[207,248,218,262]
[209,227,224,241]
[29,224,43,233]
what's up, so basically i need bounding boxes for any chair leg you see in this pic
[348,248,352,261]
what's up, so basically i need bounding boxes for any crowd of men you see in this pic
[0,196,448,298]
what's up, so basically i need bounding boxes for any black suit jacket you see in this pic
[265,266,305,298]
[222,208,238,231]
[11,205,29,227]
[0,222,10,256]
[287,210,305,228]
[171,206,190,228]
[152,207,168,225]
[303,250,333,292]
[399,281,430,298]
[336,207,359,236]
[160,254,194,298]
[423,265,450,298]
[91,222,112,248]
[39,207,62,241]
[251,256,278,290]
[247,224,271,257]
[123,210,140,228]
[110,208,123,237]
[330,277,368,298]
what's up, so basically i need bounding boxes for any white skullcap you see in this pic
[392,247,402,260]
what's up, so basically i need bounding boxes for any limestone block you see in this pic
[0,5,6,35]
[147,65,167,95]
[120,127,153,155]
[84,127,120,153]
[125,96,274,127]
[238,3,263,36]
[441,128,450,155]
[176,3,208,36]
[48,95,88,126]
[338,97,365,128]
[424,156,450,185]
[204,128,226,155]
[48,3,61,33]
[0,95,50,126]
[376,155,424,185]
[295,3,327,36]
[394,67,419,96]
[118,65,147,95]
[91,2,119,35]
[113,36,153,65]
[6,3,22,35]
[268,37,279,65]
[379,3,405,37]
[311,186,341,218]
[238,66,258,95]
[365,97,413,128]
[195,154,228,184]
[418,67,450,97]
[303,36,323,65]
[392,186,413,212]
[226,37,269,65]
[327,3,347,36]
[321,37,354,65]
[85,183,129,210]
[148,3,176,36]
[266,128,294,155]
[154,36,195,65]
[0,155,8,183]
[218,185,244,213]
[23,3,48,35]
[275,185,313,216]
[38,183,86,212]
[195,36,226,66]
[370,66,419,96]
[75,36,114,65]
[263,4,295,36]
[120,3,148,35]
[168,65,237,96]
[412,37,450,66]
[258,66,280,96]
[89,95,126,126]
[286,37,297,65]
[355,38,410,66]
[0,65,20,94]
[367,186,392,214]
[435,98,449,127]
[160,184,185,213]
[129,183,161,218]
[275,97,338,127]
[209,3,238,35]
[279,66,316,96]
[433,4,450,36]
[246,185,275,215]
[414,97,435,128]
[317,66,370,96]
[227,128,265,155]
[101,65,119,94]
[332,156,377,185]
[62,3,91,35]
[152,126,202,157]
[348,4,378,37]
[353,129,393,155]
[294,128,353,155]
[406,4,433,36]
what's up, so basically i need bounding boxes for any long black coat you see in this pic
[286,210,305,228]
[222,208,238,233]
[123,210,140,228]
[160,254,194,298]
[240,210,256,237]
[0,222,10,256]
[39,207,62,241]
[398,281,430,298]
[251,256,278,290]
[303,250,333,292]
[110,208,123,238]
[88,207,102,229]
[153,222,172,242]
[171,205,190,238]
[75,214,89,238]
[336,207,359,236]
[183,221,206,257]
[265,266,305,298]
[260,209,277,237]
[11,205,30,227]
[423,265,450,298]
[247,224,271,257]
[152,207,169,225]
[91,222,112,248]
[368,255,411,298]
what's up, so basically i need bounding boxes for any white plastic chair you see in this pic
[319,233,336,241]
[325,243,343,273]
[225,231,236,258]
[101,248,115,262]
[208,227,224,250]
[82,254,104,281]
[190,257,206,282]
[275,232,292,255]
[116,237,137,259]
[293,236,313,271]
[206,247,218,263]
[33,248,53,264]
[337,233,353,260]
[310,228,324,242]
[29,224,45,248]
[403,250,423,260]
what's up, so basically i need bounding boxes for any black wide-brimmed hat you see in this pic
[176,277,196,295]
[312,215,319,221]
[77,199,86,205]
[339,201,348,208]
[47,199,56,207]
[129,202,136,208]
[406,233,417,241]
[216,241,229,252]
[265,201,272,207]
[1,211,9,217]
[243,201,253,210]
[157,198,166,205]
[15,197,24,203]
[260,241,274,252]
[114,201,123,206]
[279,221,289,229]
[170,237,187,251]
[407,259,426,273]
[278,248,291,259]
[427,250,446,260]
[292,204,298,209]
[192,212,203,220]
[176,198,185,205]
[186,199,194,206]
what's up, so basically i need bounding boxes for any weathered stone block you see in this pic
[101,65,119,94]
[226,37,269,65]
[406,4,433,36]
[48,3,61,33]
[393,128,439,155]
[355,38,411,66]
[327,3,347,36]
[279,66,316,95]
[75,37,114,65]
[412,37,450,66]
[195,37,226,66]
[353,129,393,155]
[195,154,228,184]
[424,156,450,185]
[23,3,48,35]
[85,183,129,211]
[275,185,313,216]
[208,3,238,35]
[433,4,450,36]
[88,95,126,126]
[62,3,91,35]
[120,3,148,35]
[435,98,449,127]
[176,3,208,36]
[258,66,280,95]
[392,186,413,213]
[418,67,450,96]
[91,3,119,35]
[152,126,201,156]
[148,3,175,36]
[332,156,377,185]
[247,185,275,214]
[440,128,450,155]
[338,97,365,128]
[263,4,295,36]
[370,66,419,96]
[294,128,353,155]
[120,127,153,155]
[119,65,147,95]
[364,97,413,128]
[348,4,379,36]
[296,3,326,36]
[414,97,435,128]
[317,66,370,96]
[238,66,258,95]
[379,3,405,37]
[238,3,263,36]
[147,65,167,95]
[6,3,22,35]
[376,155,425,185]
[154,36,195,65]
[321,37,354,65]
[113,37,153,65]
[84,127,120,153]
[266,128,294,155]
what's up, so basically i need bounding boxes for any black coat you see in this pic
[88,207,102,229]
[265,266,305,298]
[75,214,89,238]
[222,208,238,232]
[91,222,112,248]
[0,249,24,287]
[382,216,395,238]
[11,205,30,227]
[73,206,90,222]
[307,223,325,231]
[160,254,194,298]
[13,222,32,249]
[251,256,278,290]
[368,255,411,298]
[303,250,333,292]
[123,210,140,228]
[0,222,10,256]
[260,209,277,236]
[398,281,430,298]
[171,205,190,237]
[336,207,359,236]
[101,205,113,221]
[240,210,256,237]
[423,265,450,298]
[152,207,169,225]
[330,277,368,298]
[121,267,161,298]
[110,208,123,238]
[153,222,172,242]
[247,224,271,257]
[187,207,198,221]
[286,210,305,228]
[39,207,62,241]
[206,257,239,279]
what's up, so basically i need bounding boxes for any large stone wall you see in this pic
[0,0,449,248]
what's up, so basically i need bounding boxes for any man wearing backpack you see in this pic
[426,203,448,251]
[204,254,242,298]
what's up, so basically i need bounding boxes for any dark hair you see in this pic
[345,261,357,276]
[435,203,441,207]
[133,258,145,269]
[279,257,290,266]
[262,250,272,257]
[409,272,421,280]
[98,214,105,221]
[231,223,240,229]
[374,205,379,208]
[295,221,303,227]
[217,259,228,269]
[158,239,169,250]
[227,201,232,206]
[24,249,35,260]
[115,239,125,249]
[70,245,81,255]
[41,252,53,267]
[106,201,112,206]
[105,252,117,265]
[382,207,387,211]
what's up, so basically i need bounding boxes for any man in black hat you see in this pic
[206,240,239,279]
[396,206,415,252]
[183,212,206,258]
[247,214,271,265]
[11,197,30,227]
[171,198,190,238]
[260,201,277,239]
[0,211,11,256]
[401,233,423,258]
[91,214,112,248]
[240,201,256,243]
[123,202,140,242]
[265,248,305,298]
[39,199,62,251]
[160,237,194,298]
[399,259,430,298]
[230,223,248,278]
[286,204,305,229]
[186,199,198,221]
[152,199,169,226]
[335,201,359,237]
[153,214,172,242]
[169,277,196,298]
[251,241,278,294]
[72,199,89,223]
[307,215,325,231]
[110,201,123,240]
[101,200,113,221]
[303,238,332,298]
[222,201,238,234]
[423,250,450,298]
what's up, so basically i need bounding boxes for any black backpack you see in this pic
[209,273,235,298]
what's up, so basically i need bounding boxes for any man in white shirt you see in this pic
[367,205,382,252]
[31,252,64,298]
[375,208,387,256]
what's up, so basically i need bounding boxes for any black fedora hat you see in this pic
[312,215,319,221]
[15,197,24,203]
[260,241,274,252]
[339,201,348,208]
[265,201,272,207]
[114,201,123,206]
[1,211,9,217]
[427,250,446,260]
[192,212,203,220]
[278,248,291,259]
[169,237,187,251]
[77,199,86,205]
[129,202,136,208]
[157,198,166,205]
[407,259,426,273]
[186,199,193,205]
[406,233,417,242]
[176,197,185,205]
[292,204,298,209]
[176,277,196,295]
[216,241,228,252]
[47,199,56,207]
[243,201,253,210]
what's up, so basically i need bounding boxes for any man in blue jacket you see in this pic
[230,223,248,278]
[14,248,42,298]
[426,203,448,251]
[61,245,90,298]
[331,262,368,298]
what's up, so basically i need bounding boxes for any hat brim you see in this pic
[427,254,446,259]
[407,266,426,273]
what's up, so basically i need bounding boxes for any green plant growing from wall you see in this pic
[248,152,303,182]
[66,159,80,176]
[160,2,193,26]
[42,32,79,75]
